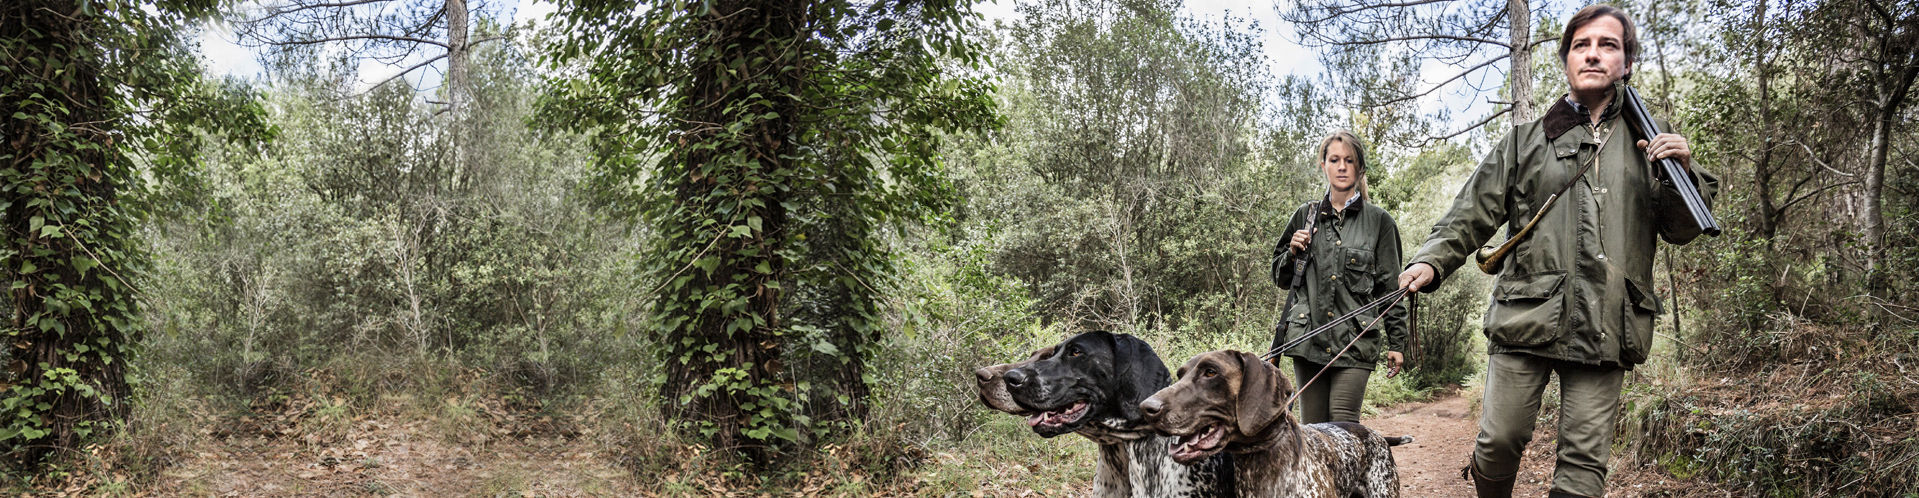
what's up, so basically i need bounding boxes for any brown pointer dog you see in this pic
[976,331,1232,497]
[1140,350,1407,498]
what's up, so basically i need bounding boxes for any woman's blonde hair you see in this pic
[1317,130,1369,197]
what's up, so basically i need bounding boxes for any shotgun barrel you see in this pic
[1621,85,1720,237]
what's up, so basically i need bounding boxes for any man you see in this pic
[1395,5,1718,498]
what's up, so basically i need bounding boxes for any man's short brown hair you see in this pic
[1558,5,1640,66]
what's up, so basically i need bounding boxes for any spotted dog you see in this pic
[975,331,1233,498]
[1139,350,1409,498]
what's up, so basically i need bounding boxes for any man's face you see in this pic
[1562,16,1630,97]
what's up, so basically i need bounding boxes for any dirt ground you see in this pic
[1365,392,1719,497]
[118,391,1718,497]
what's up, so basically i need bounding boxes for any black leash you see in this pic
[1283,288,1412,407]
[1260,287,1409,362]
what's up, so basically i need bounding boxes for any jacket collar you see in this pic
[1317,191,1364,219]
[1543,83,1625,141]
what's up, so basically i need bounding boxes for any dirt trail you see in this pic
[1363,394,1482,496]
[1365,392,1697,497]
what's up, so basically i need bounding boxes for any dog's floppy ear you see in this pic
[1233,351,1290,436]
[1107,333,1170,422]
[1025,345,1057,362]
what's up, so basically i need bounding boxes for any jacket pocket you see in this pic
[1621,276,1662,365]
[1485,271,1568,347]
[1342,248,1375,295]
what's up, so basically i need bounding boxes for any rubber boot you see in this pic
[1548,492,1597,498]
[1463,459,1515,498]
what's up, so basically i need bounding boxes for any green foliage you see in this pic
[140,29,629,401]
[982,0,1303,336]
[1372,143,1486,388]
[543,0,997,463]
[0,0,261,468]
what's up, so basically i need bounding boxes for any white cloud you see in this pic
[198,21,264,80]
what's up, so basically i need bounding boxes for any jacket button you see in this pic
[1327,312,1334,317]
[1325,347,1332,353]
[1336,241,1342,246]
[1331,275,1338,280]
[1298,314,1306,319]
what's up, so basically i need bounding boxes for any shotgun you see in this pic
[1621,84,1720,237]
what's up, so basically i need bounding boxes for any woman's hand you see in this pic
[1288,228,1315,254]
[1384,351,1405,378]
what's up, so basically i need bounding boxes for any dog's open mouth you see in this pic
[1169,423,1227,462]
[1024,401,1090,429]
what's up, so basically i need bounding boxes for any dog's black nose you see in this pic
[1139,397,1165,421]
[1003,368,1030,388]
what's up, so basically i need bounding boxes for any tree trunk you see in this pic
[1,0,138,464]
[444,0,469,112]
[1751,0,1778,243]
[1507,0,1534,123]
[1863,66,1913,290]
[656,0,802,464]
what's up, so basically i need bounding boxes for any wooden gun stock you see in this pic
[1475,191,1561,274]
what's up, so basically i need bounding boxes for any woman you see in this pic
[1268,130,1408,424]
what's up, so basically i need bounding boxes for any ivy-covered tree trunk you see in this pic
[548,0,996,464]
[1,0,140,463]
[651,0,804,461]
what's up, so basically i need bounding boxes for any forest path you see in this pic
[1365,391,1705,497]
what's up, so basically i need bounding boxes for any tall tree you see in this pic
[1,0,259,466]
[1848,0,1919,288]
[544,0,994,462]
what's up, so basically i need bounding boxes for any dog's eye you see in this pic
[1068,349,1082,358]
[1203,368,1217,378]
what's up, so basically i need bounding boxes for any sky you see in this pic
[196,0,1572,134]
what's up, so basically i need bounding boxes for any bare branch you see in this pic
[1791,140,1856,177]
[1362,55,1507,108]
[1325,34,1509,47]
[1778,180,1862,212]
[1425,106,1512,144]
[273,34,450,49]
[357,53,448,94]
[1291,0,1456,25]
[246,0,391,23]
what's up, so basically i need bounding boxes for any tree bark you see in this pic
[1751,0,1778,242]
[1507,0,1533,123]
[445,0,468,112]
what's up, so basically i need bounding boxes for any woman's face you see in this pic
[1321,140,1360,194]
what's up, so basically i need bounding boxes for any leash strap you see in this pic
[1261,287,1407,362]
[1283,289,1411,408]
[1270,200,1324,351]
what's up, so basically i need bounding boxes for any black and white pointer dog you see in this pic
[1140,350,1409,498]
[975,331,1233,497]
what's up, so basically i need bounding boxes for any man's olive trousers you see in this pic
[1473,353,1625,497]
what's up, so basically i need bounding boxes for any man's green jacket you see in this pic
[1408,84,1719,368]
[1271,194,1409,370]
